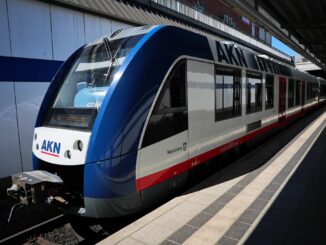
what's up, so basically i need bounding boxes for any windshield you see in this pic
[45,34,144,130]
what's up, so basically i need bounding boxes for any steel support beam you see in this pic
[221,0,326,70]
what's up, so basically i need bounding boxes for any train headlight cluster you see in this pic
[64,150,71,159]
[73,140,83,152]
[63,140,84,159]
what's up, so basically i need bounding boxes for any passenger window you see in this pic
[307,82,312,100]
[265,75,274,110]
[288,79,295,108]
[215,66,242,121]
[295,80,301,106]
[159,88,171,110]
[307,82,318,101]
[314,83,319,100]
[301,82,306,105]
[142,60,188,147]
[246,71,262,114]
[321,84,326,97]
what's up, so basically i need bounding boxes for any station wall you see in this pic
[0,0,133,178]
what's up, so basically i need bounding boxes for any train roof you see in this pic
[86,25,158,47]
[85,24,319,83]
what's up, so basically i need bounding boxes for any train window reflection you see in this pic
[265,75,274,110]
[142,60,188,147]
[246,71,262,114]
[45,34,144,130]
[288,79,295,108]
[295,80,301,106]
[52,34,143,110]
[215,66,242,121]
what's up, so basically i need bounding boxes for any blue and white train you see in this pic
[30,25,326,217]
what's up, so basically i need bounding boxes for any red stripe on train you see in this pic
[41,151,60,157]
[136,102,324,191]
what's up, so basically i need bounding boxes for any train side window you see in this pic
[295,80,301,106]
[215,66,241,121]
[288,79,295,108]
[310,83,313,100]
[301,81,306,105]
[265,75,274,110]
[314,83,319,100]
[246,71,262,114]
[321,84,326,97]
[307,82,311,100]
[307,82,317,101]
[142,60,187,147]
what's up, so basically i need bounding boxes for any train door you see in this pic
[187,60,215,162]
[137,60,189,195]
[279,77,286,120]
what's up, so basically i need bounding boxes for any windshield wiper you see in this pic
[103,37,116,85]
[103,37,113,59]
[111,38,127,66]
[104,37,123,66]
[103,37,123,86]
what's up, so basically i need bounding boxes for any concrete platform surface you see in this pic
[98,109,326,245]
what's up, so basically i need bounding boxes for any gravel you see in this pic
[42,223,82,245]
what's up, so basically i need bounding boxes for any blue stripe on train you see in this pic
[83,25,214,198]
[32,25,214,199]
[0,56,63,82]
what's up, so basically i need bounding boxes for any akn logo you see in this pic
[41,140,61,157]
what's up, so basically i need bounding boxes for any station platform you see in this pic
[98,108,326,245]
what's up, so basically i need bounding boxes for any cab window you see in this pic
[142,60,188,147]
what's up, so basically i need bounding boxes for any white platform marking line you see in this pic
[239,117,326,245]
[98,176,245,244]
[183,112,326,244]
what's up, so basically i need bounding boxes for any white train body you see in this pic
[31,25,326,217]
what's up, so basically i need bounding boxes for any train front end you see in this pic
[30,26,158,218]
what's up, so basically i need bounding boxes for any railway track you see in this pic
[0,196,67,244]
[0,214,65,244]
[0,196,138,244]
[1,107,324,245]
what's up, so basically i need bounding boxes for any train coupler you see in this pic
[7,170,63,205]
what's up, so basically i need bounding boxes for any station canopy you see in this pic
[264,0,326,65]
[221,0,326,71]
[48,0,326,70]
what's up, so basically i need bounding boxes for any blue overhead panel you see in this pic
[0,56,63,82]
